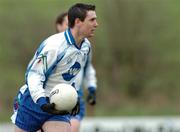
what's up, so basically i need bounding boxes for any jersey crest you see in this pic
[62,62,81,81]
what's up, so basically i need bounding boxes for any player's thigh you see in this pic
[14,125,27,132]
[42,121,71,132]
[70,119,81,132]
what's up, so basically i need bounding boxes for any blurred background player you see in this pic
[11,3,98,132]
[55,12,68,33]
[55,12,97,132]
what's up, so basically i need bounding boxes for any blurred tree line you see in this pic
[1,0,180,121]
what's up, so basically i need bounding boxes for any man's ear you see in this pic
[75,18,82,27]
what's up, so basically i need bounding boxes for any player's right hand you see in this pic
[41,103,69,115]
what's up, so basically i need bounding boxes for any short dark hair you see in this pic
[68,3,96,28]
[56,12,68,25]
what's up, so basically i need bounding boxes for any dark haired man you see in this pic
[11,3,98,132]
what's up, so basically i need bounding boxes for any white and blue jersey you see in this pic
[11,28,91,132]
[26,28,90,103]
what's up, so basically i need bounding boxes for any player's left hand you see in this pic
[70,98,80,116]
[86,87,96,105]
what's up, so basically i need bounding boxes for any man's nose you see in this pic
[94,20,98,27]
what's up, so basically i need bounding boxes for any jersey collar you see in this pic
[64,28,85,49]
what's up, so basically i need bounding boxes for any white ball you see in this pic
[49,83,78,111]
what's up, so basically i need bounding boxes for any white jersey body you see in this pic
[21,29,91,103]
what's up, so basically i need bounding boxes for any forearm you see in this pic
[27,70,47,104]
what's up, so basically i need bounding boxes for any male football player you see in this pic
[11,3,98,132]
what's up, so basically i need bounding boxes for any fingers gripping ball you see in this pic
[50,84,78,111]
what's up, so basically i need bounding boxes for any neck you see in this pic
[70,28,84,47]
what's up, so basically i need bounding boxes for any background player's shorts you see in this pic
[71,88,85,121]
[11,89,70,132]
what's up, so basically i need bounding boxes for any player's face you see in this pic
[80,11,98,38]
[56,16,68,33]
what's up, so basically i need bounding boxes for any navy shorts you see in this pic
[11,89,70,132]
